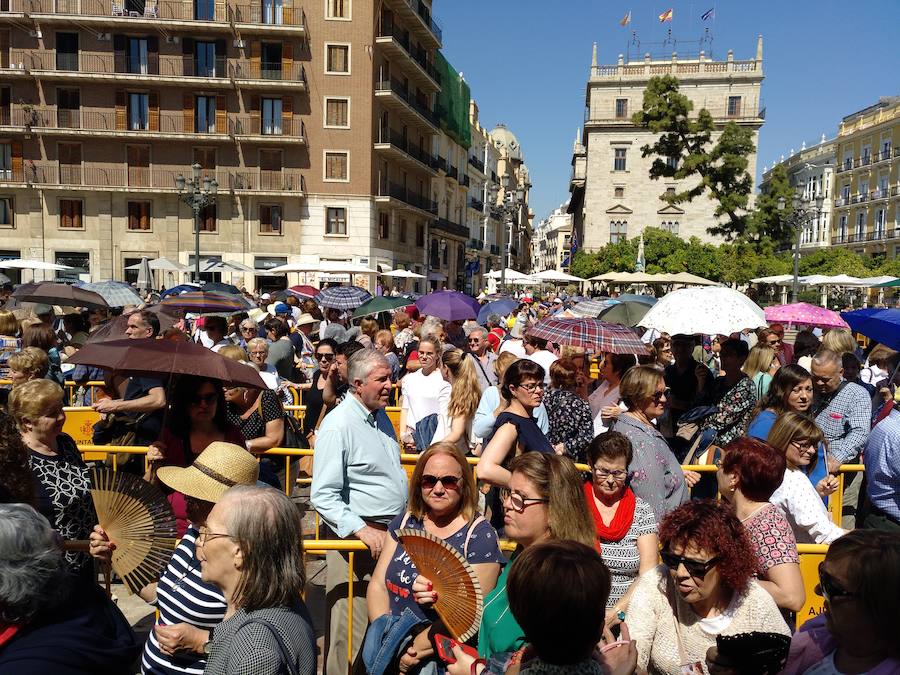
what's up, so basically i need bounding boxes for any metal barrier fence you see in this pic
[76,442,853,662]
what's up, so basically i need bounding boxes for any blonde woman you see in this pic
[742,343,779,399]
[821,328,859,356]
[433,348,482,453]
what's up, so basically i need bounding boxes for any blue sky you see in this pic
[437,0,900,222]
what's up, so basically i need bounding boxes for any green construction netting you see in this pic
[435,52,471,149]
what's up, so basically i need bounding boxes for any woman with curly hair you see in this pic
[0,411,34,504]
[627,500,789,674]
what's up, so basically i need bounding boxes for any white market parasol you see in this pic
[638,286,766,336]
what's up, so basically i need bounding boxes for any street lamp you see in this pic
[778,190,824,303]
[491,180,527,288]
[175,163,218,283]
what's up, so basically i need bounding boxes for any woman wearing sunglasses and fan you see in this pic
[627,500,789,674]
[781,530,900,675]
[366,442,505,673]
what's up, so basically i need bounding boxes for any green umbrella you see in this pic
[874,278,900,288]
[596,300,652,327]
[352,296,410,318]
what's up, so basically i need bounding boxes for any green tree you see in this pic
[798,248,871,277]
[748,162,797,246]
[878,258,900,277]
[632,75,757,241]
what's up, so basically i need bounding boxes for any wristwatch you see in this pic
[202,639,213,655]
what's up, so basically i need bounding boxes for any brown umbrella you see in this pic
[67,338,266,389]
[12,281,109,310]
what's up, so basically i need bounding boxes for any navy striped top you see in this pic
[141,526,227,675]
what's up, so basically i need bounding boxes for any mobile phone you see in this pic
[433,633,479,664]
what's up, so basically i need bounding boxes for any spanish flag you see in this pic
[620,10,631,26]
[659,8,673,22]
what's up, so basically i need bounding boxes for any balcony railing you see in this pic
[893,185,900,197]
[433,217,467,238]
[834,197,848,207]
[851,193,868,204]
[376,21,441,86]
[871,188,889,200]
[459,173,470,187]
[7,0,306,28]
[867,229,888,241]
[447,165,458,180]
[379,181,437,213]
[375,126,434,169]
[228,60,306,83]
[228,115,306,138]
[432,155,447,172]
[490,244,500,255]
[469,197,484,211]
[837,159,852,174]
[854,156,871,168]
[374,77,438,127]
[10,161,304,192]
[468,155,484,173]
[833,233,849,244]
[586,102,765,125]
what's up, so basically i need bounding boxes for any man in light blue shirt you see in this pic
[312,349,407,675]
[863,408,900,530]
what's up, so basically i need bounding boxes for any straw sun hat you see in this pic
[156,441,260,503]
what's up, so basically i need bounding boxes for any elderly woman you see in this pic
[612,364,690,522]
[628,500,790,674]
[235,318,259,348]
[698,338,756,448]
[196,485,316,675]
[246,337,285,390]
[90,442,260,675]
[8,379,95,578]
[472,353,549,450]
[781,530,900,675]
[150,376,245,536]
[23,323,64,385]
[767,412,846,545]
[542,357,594,462]
[716,437,805,612]
[366,442,505,673]
[477,453,597,661]
[0,309,21,380]
[478,359,554,487]
[585,431,658,627]
[0,504,140,673]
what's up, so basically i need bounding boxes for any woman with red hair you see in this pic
[627,500,789,674]
[717,437,805,612]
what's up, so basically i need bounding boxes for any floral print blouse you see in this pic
[701,374,758,447]
[543,388,594,463]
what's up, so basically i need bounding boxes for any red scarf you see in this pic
[583,481,636,553]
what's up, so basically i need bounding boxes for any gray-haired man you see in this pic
[466,325,497,392]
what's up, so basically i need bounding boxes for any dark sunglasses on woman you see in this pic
[660,550,720,579]
[420,474,461,490]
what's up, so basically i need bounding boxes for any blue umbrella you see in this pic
[160,283,201,297]
[477,298,518,325]
[616,293,657,306]
[416,290,480,322]
[841,308,900,350]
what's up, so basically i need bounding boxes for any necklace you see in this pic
[739,503,768,523]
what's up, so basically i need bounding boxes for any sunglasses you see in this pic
[316,353,336,362]
[421,474,461,490]
[651,388,671,402]
[660,550,720,579]
[500,488,549,513]
[240,326,256,332]
[190,393,218,406]
[817,564,857,602]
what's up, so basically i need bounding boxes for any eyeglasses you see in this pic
[316,353,336,362]
[651,388,671,402]
[515,382,545,392]
[660,550,721,579]
[421,474,461,490]
[249,350,267,356]
[197,526,233,546]
[240,326,256,332]
[468,338,482,344]
[190,393,218,406]
[593,467,628,481]
[500,488,549,513]
[817,563,857,602]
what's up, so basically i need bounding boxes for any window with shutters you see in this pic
[56,32,78,71]
[260,43,282,79]
[261,98,282,134]
[324,97,349,128]
[194,0,215,20]
[198,203,216,232]
[127,201,151,231]
[261,0,283,24]
[378,211,389,239]
[127,37,149,74]
[727,96,742,117]
[615,98,628,119]
[325,43,350,74]
[58,142,81,184]
[0,198,13,227]
[613,147,627,171]
[59,199,83,229]
[0,143,10,180]
[127,145,150,187]
[324,151,349,182]
[193,147,216,173]
[195,41,217,77]
[196,95,216,133]
[326,207,346,235]
[259,204,283,234]
[128,93,149,130]
[326,0,350,19]
[0,87,8,126]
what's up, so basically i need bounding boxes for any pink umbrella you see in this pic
[764,303,849,329]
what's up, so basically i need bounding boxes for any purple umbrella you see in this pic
[415,290,480,322]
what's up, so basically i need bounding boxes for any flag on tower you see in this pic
[570,228,579,256]
[658,8,673,22]
[619,11,631,26]
[701,7,715,20]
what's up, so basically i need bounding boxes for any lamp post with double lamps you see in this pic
[175,163,218,283]
[778,191,824,304]
[489,180,527,288]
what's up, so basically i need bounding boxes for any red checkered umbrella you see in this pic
[527,318,650,355]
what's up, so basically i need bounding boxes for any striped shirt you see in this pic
[141,526,227,675]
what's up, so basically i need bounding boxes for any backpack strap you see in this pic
[235,616,299,675]
[462,515,485,559]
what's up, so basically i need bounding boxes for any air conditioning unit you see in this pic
[234,39,246,48]
[97,33,112,41]
[165,35,180,44]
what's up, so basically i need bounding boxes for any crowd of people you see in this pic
[0,283,899,675]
